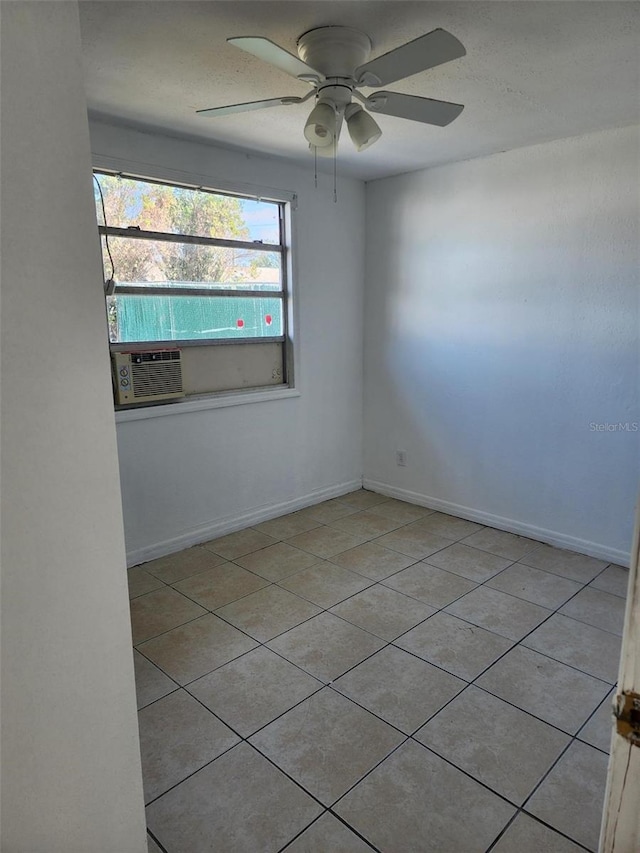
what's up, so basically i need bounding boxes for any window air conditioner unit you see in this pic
[112,350,184,405]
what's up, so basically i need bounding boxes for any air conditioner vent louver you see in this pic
[112,350,184,405]
[131,361,182,395]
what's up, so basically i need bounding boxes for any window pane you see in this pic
[108,295,283,343]
[101,236,281,291]
[240,198,280,244]
[94,173,281,243]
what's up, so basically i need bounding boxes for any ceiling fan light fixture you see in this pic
[304,100,336,147]
[345,104,382,152]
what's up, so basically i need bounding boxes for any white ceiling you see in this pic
[79,1,639,181]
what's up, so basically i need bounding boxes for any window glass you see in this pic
[99,237,281,291]
[108,295,283,343]
[94,174,280,243]
[94,172,287,349]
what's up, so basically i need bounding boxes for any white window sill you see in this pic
[115,386,300,423]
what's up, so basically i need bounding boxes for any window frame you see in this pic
[91,155,298,409]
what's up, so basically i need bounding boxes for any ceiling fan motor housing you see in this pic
[296,26,372,80]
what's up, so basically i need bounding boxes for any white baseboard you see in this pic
[127,478,363,567]
[363,479,631,568]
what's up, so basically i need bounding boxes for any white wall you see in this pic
[89,120,366,565]
[364,125,640,565]
[0,3,146,851]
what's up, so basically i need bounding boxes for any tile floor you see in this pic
[129,490,627,853]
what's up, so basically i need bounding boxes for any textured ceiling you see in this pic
[79,1,639,181]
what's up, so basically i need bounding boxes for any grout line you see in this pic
[133,610,210,649]
[515,812,594,853]
[550,609,624,639]
[483,810,521,852]
[169,577,274,611]
[193,679,327,742]
[275,811,328,853]
[574,688,616,754]
[515,735,599,849]
[143,737,241,808]
[146,828,170,853]
[277,810,381,853]
[321,812,382,852]
[483,807,594,853]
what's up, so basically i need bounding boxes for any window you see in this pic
[93,170,294,406]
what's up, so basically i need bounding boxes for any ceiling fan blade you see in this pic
[355,29,465,87]
[228,36,321,81]
[196,95,305,118]
[366,91,464,127]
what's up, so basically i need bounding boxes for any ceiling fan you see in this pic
[197,26,466,156]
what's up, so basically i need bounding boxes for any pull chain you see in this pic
[314,145,318,189]
[333,139,337,204]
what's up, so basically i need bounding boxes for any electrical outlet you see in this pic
[396,449,407,467]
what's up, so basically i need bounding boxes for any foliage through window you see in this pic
[93,172,287,345]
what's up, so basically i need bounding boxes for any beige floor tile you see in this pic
[520,544,607,583]
[491,813,586,853]
[283,812,373,852]
[460,527,540,561]
[132,506,620,852]
[333,646,464,734]
[578,690,615,753]
[146,743,322,853]
[330,584,434,641]
[143,546,227,584]
[329,542,417,580]
[130,587,207,646]
[267,612,385,682]
[173,562,269,611]
[425,542,512,581]
[128,567,164,599]
[147,834,163,853]
[234,542,318,581]
[250,688,404,805]
[559,587,625,636]
[416,686,570,804]
[526,741,608,851]
[338,490,388,510]
[295,499,360,525]
[329,511,405,539]
[138,613,258,685]
[383,563,477,608]
[138,690,238,803]
[188,647,322,737]
[286,527,371,558]
[477,645,611,734]
[395,612,513,681]
[590,563,629,598]
[445,586,550,641]
[374,524,454,560]
[522,613,621,683]
[411,511,483,540]
[334,740,515,853]
[133,650,176,710]
[253,512,322,540]
[486,563,582,609]
[366,498,433,525]
[215,584,321,642]
[278,562,372,609]
[202,528,277,559]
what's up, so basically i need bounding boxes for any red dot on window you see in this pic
[265,314,272,326]
[236,319,244,328]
